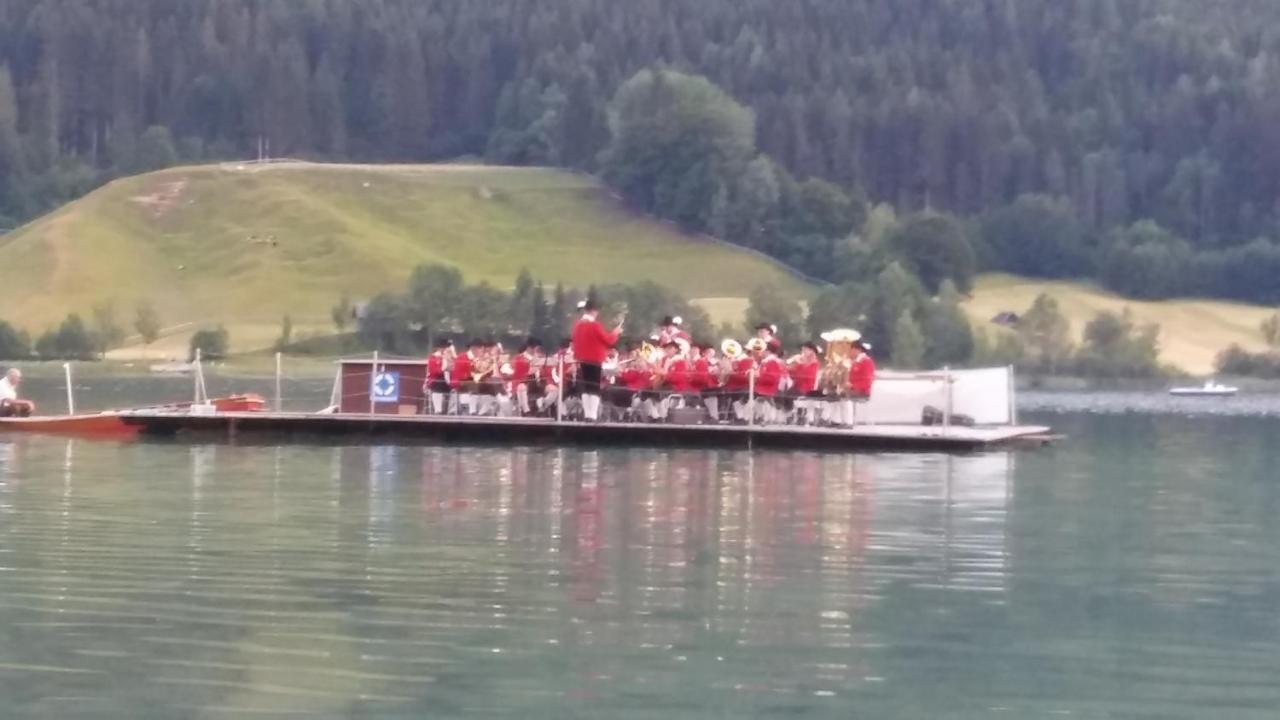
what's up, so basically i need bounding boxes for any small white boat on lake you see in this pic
[149,361,194,375]
[1169,380,1239,397]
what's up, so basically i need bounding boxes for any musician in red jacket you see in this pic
[784,342,822,426]
[509,338,543,416]
[571,300,623,421]
[838,339,876,428]
[848,340,876,398]
[424,338,455,414]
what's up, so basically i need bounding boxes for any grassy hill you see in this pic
[965,274,1275,376]
[0,162,812,356]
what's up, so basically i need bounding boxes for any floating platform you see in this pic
[106,410,1053,452]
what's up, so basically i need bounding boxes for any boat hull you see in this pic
[0,395,267,438]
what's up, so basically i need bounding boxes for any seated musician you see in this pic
[831,338,876,428]
[0,369,34,418]
[723,342,755,422]
[509,338,544,416]
[782,343,822,424]
[606,342,651,416]
[849,339,876,399]
[689,343,718,419]
[451,339,491,415]
[654,340,695,421]
[424,339,454,414]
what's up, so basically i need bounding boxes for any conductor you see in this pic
[571,300,623,421]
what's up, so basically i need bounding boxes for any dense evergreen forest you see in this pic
[4,0,1280,302]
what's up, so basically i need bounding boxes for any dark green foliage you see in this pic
[980,195,1090,278]
[594,282,713,344]
[922,281,974,368]
[1017,294,1074,375]
[1216,345,1280,378]
[743,284,804,349]
[188,326,230,362]
[0,320,31,359]
[1074,310,1162,378]
[36,314,97,360]
[134,301,161,344]
[887,213,976,294]
[4,1,1280,302]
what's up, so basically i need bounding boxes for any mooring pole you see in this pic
[63,363,75,416]
[274,352,283,412]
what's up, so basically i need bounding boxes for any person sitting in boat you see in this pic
[0,369,34,418]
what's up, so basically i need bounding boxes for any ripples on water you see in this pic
[0,414,1278,718]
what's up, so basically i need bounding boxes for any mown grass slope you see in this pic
[965,274,1275,375]
[0,162,812,355]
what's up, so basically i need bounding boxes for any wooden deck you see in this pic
[117,410,1053,452]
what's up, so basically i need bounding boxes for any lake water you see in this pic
[2,402,1279,717]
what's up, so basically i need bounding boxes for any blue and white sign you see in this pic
[371,371,400,403]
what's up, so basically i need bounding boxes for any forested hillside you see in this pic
[4,0,1280,301]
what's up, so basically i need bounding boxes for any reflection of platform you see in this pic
[117,410,1053,452]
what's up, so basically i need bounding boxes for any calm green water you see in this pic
[0,413,1278,719]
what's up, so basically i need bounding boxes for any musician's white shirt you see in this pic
[0,377,16,402]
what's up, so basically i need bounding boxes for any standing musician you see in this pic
[755,323,782,354]
[751,339,786,423]
[571,300,623,422]
[424,338,455,414]
[655,316,691,346]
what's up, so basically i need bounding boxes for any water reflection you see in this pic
[1,424,1277,718]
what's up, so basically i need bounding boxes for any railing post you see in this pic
[748,368,756,428]
[556,355,565,423]
[943,366,952,434]
[63,363,75,416]
[274,352,283,412]
[369,351,378,416]
[1008,365,1018,426]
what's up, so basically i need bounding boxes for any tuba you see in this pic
[720,338,743,359]
[471,350,496,383]
[818,328,861,396]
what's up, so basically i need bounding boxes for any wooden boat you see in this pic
[0,394,267,437]
[1168,380,1239,397]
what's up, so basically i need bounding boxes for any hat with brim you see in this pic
[820,328,862,344]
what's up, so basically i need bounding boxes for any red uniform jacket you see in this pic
[724,358,754,391]
[572,316,620,364]
[849,354,876,397]
[664,358,693,393]
[451,353,473,389]
[541,352,562,384]
[692,357,717,390]
[511,353,532,386]
[755,356,784,397]
[427,353,447,382]
[621,366,650,391]
[790,360,819,395]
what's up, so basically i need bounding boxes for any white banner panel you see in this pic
[859,367,1013,426]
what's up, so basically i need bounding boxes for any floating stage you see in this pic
[110,410,1054,452]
